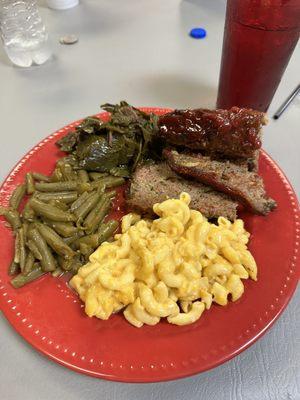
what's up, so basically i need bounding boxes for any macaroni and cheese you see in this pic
[70,193,257,327]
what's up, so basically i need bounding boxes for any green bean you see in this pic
[27,239,42,260]
[52,267,65,277]
[8,261,20,276]
[34,191,78,204]
[88,172,109,181]
[70,191,90,212]
[22,202,35,221]
[35,181,78,192]
[84,196,111,234]
[78,170,89,183]
[26,173,35,194]
[77,182,92,194]
[36,223,76,259]
[28,228,57,271]
[55,158,64,168]
[0,206,21,231]
[75,234,99,249]
[79,242,93,257]
[7,209,22,230]
[27,222,35,235]
[23,221,29,241]
[90,176,125,190]
[57,155,79,169]
[63,231,84,245]
[89,180,105,190]
[71,259,83,274]
[14,231,20,263]
[98,220,119,244]
[9,184,26,210]
[74,191,100,220]
[109,166,130,178]
[106,190,116,199]
[35,181,92,194]
[58,255,83,272]
[60,163,77,181]
[105,177,125,188]
[42,218,78,238]
[11,264,45,288]
[63,236,76,246]
[96,182,106,194]
[59,255,83,274]
[23,252,35,275]
[58,257,71,271]
[32,172,51,182]
[51,167,63,182]
[30,198,74,222]
[18,227,27,272]
[57,256,74,271]
[48,200,69,211]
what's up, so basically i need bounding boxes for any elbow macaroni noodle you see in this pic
[70,193,257,327]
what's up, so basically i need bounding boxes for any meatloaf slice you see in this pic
[164,149,276,215]
[127,162,238,220]
[158,107,266,159]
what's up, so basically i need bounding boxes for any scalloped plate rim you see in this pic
[0,108,299,383]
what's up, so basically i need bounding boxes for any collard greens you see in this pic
[56,102,161,173]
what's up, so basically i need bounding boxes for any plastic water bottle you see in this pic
[46,0,79,10]
[0,1,52,67]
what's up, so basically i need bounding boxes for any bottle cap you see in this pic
[189,28,206,39]
[46,0,79,10]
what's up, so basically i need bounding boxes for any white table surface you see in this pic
[0,1,299,399]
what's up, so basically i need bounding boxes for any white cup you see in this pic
[46,0,79,10]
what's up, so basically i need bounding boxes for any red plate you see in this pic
[0,108,299,383]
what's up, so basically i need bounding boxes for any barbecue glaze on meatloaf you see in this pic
[164,149,276,215]
[158,107,266,159]
[127,162,238,220]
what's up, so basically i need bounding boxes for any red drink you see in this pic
[217,0,300,111]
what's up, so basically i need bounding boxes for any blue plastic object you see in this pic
[189,27,206,39]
